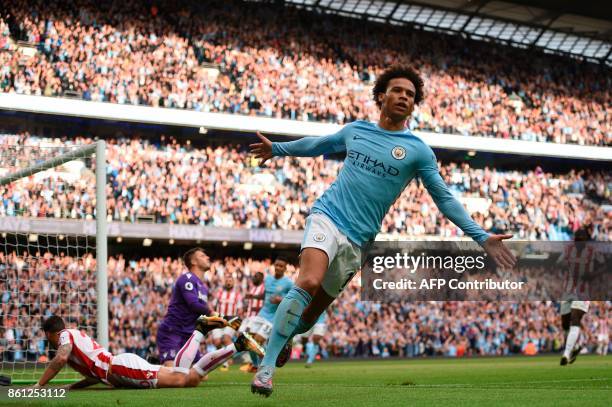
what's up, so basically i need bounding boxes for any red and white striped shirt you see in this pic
[246,284,265,317]
[215,289,243,316]
[58,329,112,382]
[562,244,595,296]
[598,318,609,337]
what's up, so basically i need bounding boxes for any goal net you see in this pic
[0,135,107,384]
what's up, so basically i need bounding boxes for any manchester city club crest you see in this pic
[391,146,406,160]
[313,233,326,242]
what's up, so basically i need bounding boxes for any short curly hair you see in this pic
[372,65,424,108]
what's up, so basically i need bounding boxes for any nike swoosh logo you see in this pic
[287,310,301,317]
[353,136,364,140]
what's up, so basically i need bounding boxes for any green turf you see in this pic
[7,370,82,384]
[3,355,610,406]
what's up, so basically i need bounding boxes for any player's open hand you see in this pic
[250,131,273,167]
[483,234,516,269]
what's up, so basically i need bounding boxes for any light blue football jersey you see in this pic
[258,275,294,322]
[272,120,489,246]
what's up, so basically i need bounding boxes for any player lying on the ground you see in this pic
[33,315,264,389]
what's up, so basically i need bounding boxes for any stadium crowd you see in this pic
[0,0,609,371]
[0,252,609,364]
[0,0,609,146]
[1,134,610,242]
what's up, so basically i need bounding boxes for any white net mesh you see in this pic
[0,135,101,383]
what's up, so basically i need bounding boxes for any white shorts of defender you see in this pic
[238,315,273,340]
[560,293,590,315]
[211,326,236,341]
[301,213,361,298]
[301,323,327,339]
[108,353,160,389]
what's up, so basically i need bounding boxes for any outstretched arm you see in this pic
[33,343,72,387]
[64,377,100,390]
[417,148,516,269]
[250,130,346,166]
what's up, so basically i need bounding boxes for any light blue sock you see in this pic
[261,286,312,367]
[249,350,260,367]
[306,342,318,364]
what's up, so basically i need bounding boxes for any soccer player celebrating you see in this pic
[157,248,239,370]
[250,65,516,396]
[33,315,263,390]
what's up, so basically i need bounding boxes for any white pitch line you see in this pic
[402,378,611,388]
[210,377,610,389]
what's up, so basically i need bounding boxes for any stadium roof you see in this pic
[271,0,612,64]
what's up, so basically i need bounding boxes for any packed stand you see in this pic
[0,0,609,145]
[331,285,610,358]
[0,252,609,363]
[0,16,14,51]
[1,133,610,241]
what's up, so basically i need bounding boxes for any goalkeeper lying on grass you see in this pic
[32,315,263,389]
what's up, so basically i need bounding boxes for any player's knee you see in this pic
[296,276,321,295]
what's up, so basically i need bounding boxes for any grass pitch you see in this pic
[4,355,610,406]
